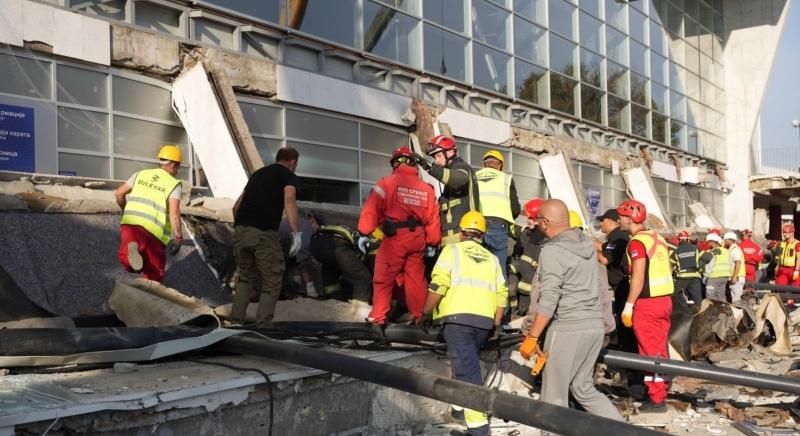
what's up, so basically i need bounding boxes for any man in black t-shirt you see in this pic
[230,147,301,327]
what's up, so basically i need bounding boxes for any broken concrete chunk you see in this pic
[705,388,741,402]
[70,387,94,394]
[113,362,137,374]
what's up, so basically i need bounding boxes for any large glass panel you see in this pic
[684,17,699,47]
[472,0,509,49]
[514,17,547,66]
[363,1,420,66]
[579,49,602,87]
[361,152,392,182]
[58,108,109,152]
[549,34,577,77]
[651,52,667,85]
[514,175,548,201]
[686,97,701,128]
[112,76,178,123]
[201,0,280,23]
[650,20,666,54]
[652,112,667,144]
[579,12,603,54]
[242,33,279,60]
[512,150,543,177]
[580,0,601,18]
[0,53,51,99]
[550,73,577,115]
[375,0,419,15]
[630,72,648,105]
[113,116,187,158]
[515,60,547,105]
[514,0,546,27]
[669,62,685,94]
[607,94,628,131]
[630,40,648,76]
[685,71,700,99]
[287,141,358,179]
[669,38,685,66]
[631,103,648,137]
[605,0,627,31]
[684,43,699,74]
[424,0,465,33]
[253,137,282,164]
[69,0,126,20]
[58,152,109,179]
[194,19,234,49]
[361,124,407,154]
[666,3,683,36]
[651,82,667,113]
[135,2,182,36]
[549,0,576,40]
[607,61,628,98]
[581,85,603,124]
[423,24,468,81]
[671,120,686,149]
[286,110,358,145]
[473,44,510,94]
[56,65,107,109]
[630,8,647,43]
[240,102,282,136]
[288,0,357,47]
[606,27,627,66]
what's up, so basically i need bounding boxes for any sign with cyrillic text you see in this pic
[0,104,35,172]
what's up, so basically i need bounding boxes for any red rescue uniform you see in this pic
[739,238,763,283]
[358,164,441,324]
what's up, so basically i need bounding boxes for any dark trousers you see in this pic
[443,323,491,435]
[675,277,703,304]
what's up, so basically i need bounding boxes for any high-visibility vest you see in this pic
[709,247,731,278]
[476,167,514,224]
[319,225,355,246]
[626,230,674,298]
[431,240,507,329]
[120,168,180,244]
[729,244,746,278]
[672,242,701,279]
[779,240,799,268]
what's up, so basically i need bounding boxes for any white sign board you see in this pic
[622,167,668,225]
[539,154,586,225]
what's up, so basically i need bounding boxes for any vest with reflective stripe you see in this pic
[431,240,505,329]
[120,168,179,245]
[709,247,731,278]
[319,225,355,246]
[729,244,746,278]
[673,242,700,279]
[779,240,798,268]
[476,167,514,224]
[627,230,674,297]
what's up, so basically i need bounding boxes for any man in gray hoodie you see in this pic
[519,199,623,422]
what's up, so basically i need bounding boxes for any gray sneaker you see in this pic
[127,242,143,272]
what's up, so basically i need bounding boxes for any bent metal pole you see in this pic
[217,336,658,436]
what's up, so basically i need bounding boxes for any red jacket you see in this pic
[739,238,763,267]
[358,164,441,246]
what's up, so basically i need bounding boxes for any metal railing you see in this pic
[752,146,800,176]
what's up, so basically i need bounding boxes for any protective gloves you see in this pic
[289,232,302,257]
[621,302,635,328]
[425,245,437,258]
[414,153,432,171]
[420,312,434,330]
[519,336,539,360]
[357,236,370,255]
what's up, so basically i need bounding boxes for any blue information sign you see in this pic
[0,104,35,172]
[586,187,601,218]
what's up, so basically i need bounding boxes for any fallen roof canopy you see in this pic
[216,335,658,436]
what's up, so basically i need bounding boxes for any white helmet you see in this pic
[706,233,723,244]
[723,231,738,241]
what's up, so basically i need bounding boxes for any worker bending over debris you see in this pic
[358,147,440,325]
[519,199,624,424]
[309,222,372,302]
[115,144,183,283]
[422,211,507,436]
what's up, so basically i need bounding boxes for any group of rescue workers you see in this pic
[115,139,794,436]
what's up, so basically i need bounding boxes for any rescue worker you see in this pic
[617,199,674,413]
[422,211,507,436]
[701,233,729,302]
[739,229,764,283]
[475,149,521,278]
[510,199,546,316]
[671,231,703,305]
[519,199,623,423]
[309,223,372,302]
[415,135,479,246]
[358,146,441,325]
[776,223,800,287]
[115,144,183,283]
[724,232,746,303]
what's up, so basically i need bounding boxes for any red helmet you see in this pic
[678,231,689,239]
[709,228,721,236]
[616,199,647,224]
[697,241,710,251]
[741,229,752,237]
[390,146,415,166]
[783,223,795,234]
[524,198,544,220]
[426,135,457,156]
[668,236,680,246]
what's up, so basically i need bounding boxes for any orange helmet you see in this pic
[524,198,544,220]
[426,135,457,156]
[616,199,647,224]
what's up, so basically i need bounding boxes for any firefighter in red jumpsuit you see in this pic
[776,223,800,287]
[358,147,441,325]
[739,229,763,284]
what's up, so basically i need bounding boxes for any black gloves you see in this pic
[414,153,432,171]
[420,312,434,329]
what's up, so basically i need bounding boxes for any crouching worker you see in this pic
[519,200,624,424]
[422,211,507,435]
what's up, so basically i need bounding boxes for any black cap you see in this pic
[596,209,620,222]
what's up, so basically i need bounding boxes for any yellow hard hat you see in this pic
[482,150,504,165]
[569,210,583,229]
[459,211,487,234]
[157,144,182,163]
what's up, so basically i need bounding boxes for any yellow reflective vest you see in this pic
[120,168,180,245]
[709,247,731,278]
[779,240,799,268]
[430,240,508,329]
[626,230,674,298]
[476,167,514,224]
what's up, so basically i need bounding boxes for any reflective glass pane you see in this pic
[685,71,700,99]
[607,61,628,98]
[671,120,686,149]
[253,137,283,163]
[651,82,667,113]
[375,0,419,15]
[514,175,548,201]
[58,107,109,152]
[669,62,685,94]
[581,85,603,124]
[242,33,279,60]
[631,104,648,138]
[364,2,420,66]
[515,60,547,105]
[513,17,547,66]
[606,27,627,66]
[685,0,699,18]
[113,116,187,158]
[240,102,282,136]
[685,43,699,74]
[58,152,109,179]
[0,53,51,99]
[135,2,182,36]
[630,72,647,105]
[607,94,628,131]
[579,12,603,54]
[630,9,647,43]
[649,20,666,54]
[361,152,391,182]
[686,97,701,127]
[69,0,126,20]
[56,65,107,109]
[652,112,667,143]
[579,49,602,87]
[112,76,178,123]
[288,0,357,47]
[512,150,542,177]
[194,19,234,49]
[361,124,407,154]
[550,73,577,114]
[579,0,600,17]
[424,0,465,33]
[472,0,509,49]
[666,3,683,36]
[423,24,468,81]
[549,0,576,40]
[651,52,667,84]
[201,0,280,23]
[286,110,358,146]
[514,0,546,26]
[630,40,648,76]
[288,141,358,179]
[684,17,698,47]
[473,44,510,94]
[669,38,684,66]
[549,34,577,77]
[605,0,627,31]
